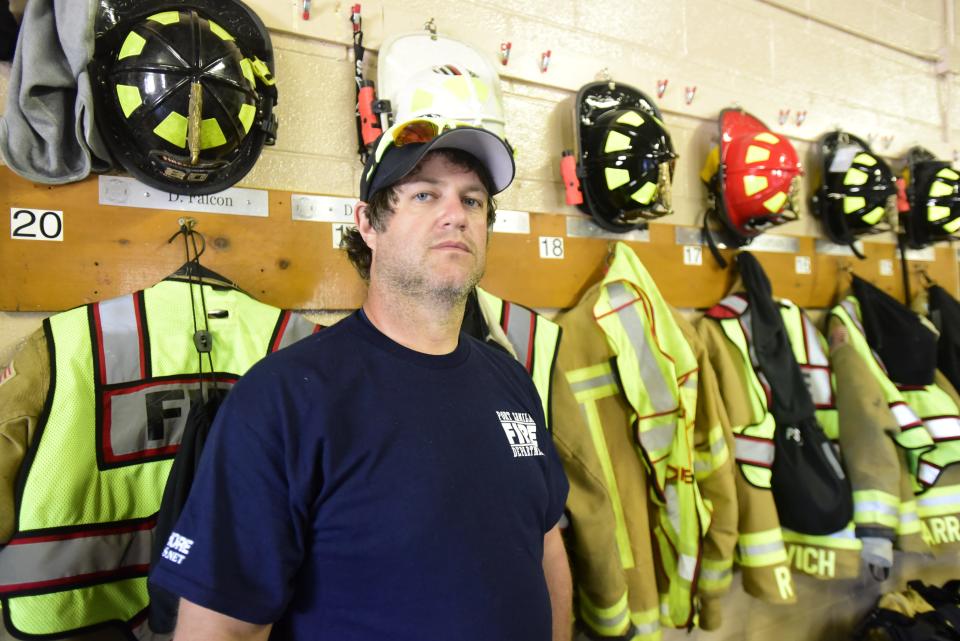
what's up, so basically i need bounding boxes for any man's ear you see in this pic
[354,201,377,252]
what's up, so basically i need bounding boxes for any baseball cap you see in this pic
[359,118,515,202]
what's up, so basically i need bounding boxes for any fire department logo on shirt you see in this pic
[496,410,543,458]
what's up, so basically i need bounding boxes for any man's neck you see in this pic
[362,284,466,355]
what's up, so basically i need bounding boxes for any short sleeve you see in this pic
[148,375,307,623]
[536,382,569,532]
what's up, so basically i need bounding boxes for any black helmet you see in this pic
[92,1,277,195]
[903,146,960,249]
[573,81,676,232]
[811,131,896,255]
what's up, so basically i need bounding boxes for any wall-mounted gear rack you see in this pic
[2,167,957,312]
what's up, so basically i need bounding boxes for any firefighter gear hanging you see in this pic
[552,243,738,638]
[0,274,319,639]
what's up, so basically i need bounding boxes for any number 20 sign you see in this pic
[11,208,64,241]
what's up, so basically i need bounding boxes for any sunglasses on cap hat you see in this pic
[360,117,516,201]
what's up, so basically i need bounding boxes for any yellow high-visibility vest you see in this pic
[0,279,318,638]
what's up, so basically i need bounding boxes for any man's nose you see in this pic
[439,195,469,228]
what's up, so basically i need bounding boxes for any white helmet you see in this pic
[376,32,506,139]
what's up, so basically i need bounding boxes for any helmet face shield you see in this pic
[93,1,277,195]
[574,82,677,232]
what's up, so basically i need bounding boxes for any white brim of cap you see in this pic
[425,128,516,195]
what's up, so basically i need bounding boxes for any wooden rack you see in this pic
[2,167,956,312]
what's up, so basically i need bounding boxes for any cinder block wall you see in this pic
[1,3,958,636]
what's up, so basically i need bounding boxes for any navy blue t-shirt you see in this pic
[150,310,569,640]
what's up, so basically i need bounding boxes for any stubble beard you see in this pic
[378,252,485,308]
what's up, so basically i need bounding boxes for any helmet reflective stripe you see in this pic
[207,20,234,41]
[928,205,951,221]
[116,85,143,118]
[843,167,869,186]
[844,196,866,214]
[631,182,657,204]
[605,167,630,190]
[937,168,960,180]
[853,153,877,166]
[154,112,189,148]
[743,175,768,197]
[862,207,885,225]
[604,130,632,153]
[118,32,146,60]
[198,119,225,149]
[745,145,770,164]
[443,75,489,102]
[763,191,787,213]
[617,110,644,126]
[945,217,960,233]
[239,59,256,88]
[929,180,954,198]
[754,132,780,145]
[0,525,153,594]
[148,11,180,25]
[95,295,144,385]
[238,104,256,133]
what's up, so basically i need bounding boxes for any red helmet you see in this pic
[702,109,802,244]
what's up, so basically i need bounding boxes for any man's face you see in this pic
[366,152,490,304]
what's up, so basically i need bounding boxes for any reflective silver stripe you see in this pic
[802,314,829,366]
[900,510,919,525]
[606,282,673,414]
[699,564,732,582]
[735,434,774,465]
[0,527,152,590]
[855,501,898,517]
[924,416,960,440]
[640,421,677,453]
[677,553,697,581]
[918,462,941,485]
[98,295,142,385]
[917,490,960,508]
[803,367,832,406]
[503,302,535,371]
[583,604,630,631]
[275,312,317,351]
[891,402,923,429]
[634,620,661,636]
[739,539,785,557]
[569,372,617,393]
[106,380,238,460]
[719,294,748,315]
[841,300,865,335]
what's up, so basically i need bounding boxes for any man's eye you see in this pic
[413,192,432,202]
[463,197,484,208]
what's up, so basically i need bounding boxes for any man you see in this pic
[149,119,572,641]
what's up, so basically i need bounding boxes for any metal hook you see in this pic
[424,18,437,40]
[778,109,791,126]
[882,134,894,150]
[540,50,551,73]
[656,79,668,99]
[499,41,511,66]
[684,85,696,105]
[795,110,807,126]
